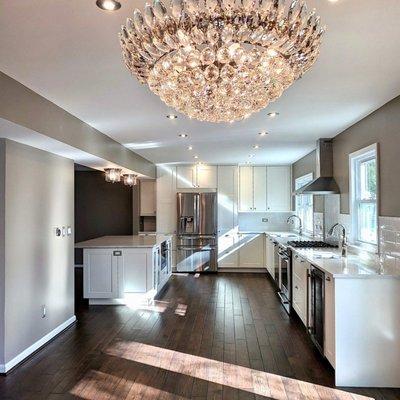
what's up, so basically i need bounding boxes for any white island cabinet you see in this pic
[76,235,172,305]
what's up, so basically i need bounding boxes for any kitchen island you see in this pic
[75,235,172,306]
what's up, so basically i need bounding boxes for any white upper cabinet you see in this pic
[239,166,254,212]
[239,165,291,212]
[176,165,197,189]
[217,166,238,233]
[266,166,291,212]
[217,165,237,194]
[197,165,217,188]
[176,165,217,189]
[140,180,156,216]
[239,166,267,212]
[253,166,267,212]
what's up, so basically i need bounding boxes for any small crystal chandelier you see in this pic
[119,0,324,123]
[104,168,122,183]
[123,174,138,186]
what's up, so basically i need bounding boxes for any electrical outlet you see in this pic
[42,305,46,318]
[262,218,268,223]
[55,227,62,237]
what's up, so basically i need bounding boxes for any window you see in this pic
[350,144,378,247]
[295,173,314,234]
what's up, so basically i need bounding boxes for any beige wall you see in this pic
[0,72,155,179]
[333,95,400,216]
[1,139,75,365]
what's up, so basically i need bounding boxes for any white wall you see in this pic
[238,212,294,232]
[0,139,75,368]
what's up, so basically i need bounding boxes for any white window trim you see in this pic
[295,173,314,235]
[349,143,379,253]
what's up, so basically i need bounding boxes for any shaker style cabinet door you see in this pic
[252,166,267,212]
[176,166,196,188]
[239,166,254,212]
[140,180,156,216]
[83,249,121,299]
[266,166,291,212]
[196,165,217,188]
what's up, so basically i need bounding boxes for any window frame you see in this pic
[295,173,314,236]
[349,143,379,252]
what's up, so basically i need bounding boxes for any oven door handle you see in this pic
[277,292,289,305]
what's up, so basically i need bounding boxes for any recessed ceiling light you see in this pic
[259,131,268,136]
[96,0,121,11]
[178,133,188,138]
[267,112,279,118]
[187,145,193,150]
[253,144,260,149]
[166,114,178,120]
[194,155,199,159]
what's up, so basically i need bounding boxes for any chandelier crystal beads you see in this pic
[119,0,324,123]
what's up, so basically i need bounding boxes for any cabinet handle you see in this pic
[295,286,299,290]
[326,276,331,282]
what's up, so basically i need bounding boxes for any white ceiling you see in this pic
[1,0,400,165]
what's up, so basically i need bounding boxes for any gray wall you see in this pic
[0,143,5,365]
[333,95,400,216]
[74,170,139,264]
[0,72,155,178]
[292,95,400,218]
[1,139,74,364]
[291,150,324,213]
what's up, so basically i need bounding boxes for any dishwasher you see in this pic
[308,265,325,354]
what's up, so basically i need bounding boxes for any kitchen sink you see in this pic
[313,253,341,260]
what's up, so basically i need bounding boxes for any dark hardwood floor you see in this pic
[1,273,399,400]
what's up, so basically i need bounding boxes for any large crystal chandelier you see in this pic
[119,0,324,123]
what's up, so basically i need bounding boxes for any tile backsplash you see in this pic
[379,216,400,270]
[238,212,294,232]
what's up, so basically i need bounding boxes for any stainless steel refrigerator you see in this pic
[176,192,218,273]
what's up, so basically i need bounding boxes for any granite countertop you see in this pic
[75,235,171,249]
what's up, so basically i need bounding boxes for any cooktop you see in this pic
[287,241,338,249]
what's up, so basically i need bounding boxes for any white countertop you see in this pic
[264,232,400,279]
[75,235,171,249]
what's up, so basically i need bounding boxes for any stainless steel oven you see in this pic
[278,245,292,314]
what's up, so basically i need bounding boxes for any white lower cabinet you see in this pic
[122,249,152,294]
[324,273,335,368]
[239,235,264,268]
[292,254,309,326]
[83,249,123,299]
[83,240,172,303]
[265,235,275,279]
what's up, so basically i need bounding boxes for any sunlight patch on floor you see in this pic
[70,369,188,400]
[103,340,374,400]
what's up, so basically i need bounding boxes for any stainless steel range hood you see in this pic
[295,139,340,195]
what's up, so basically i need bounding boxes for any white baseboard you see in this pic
[0,315,76,374]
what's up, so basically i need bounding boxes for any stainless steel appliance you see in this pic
[308,265,325,354]
[176,192,218,272]
[277,245,291,314]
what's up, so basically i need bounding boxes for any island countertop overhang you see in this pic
[75,235,171,249]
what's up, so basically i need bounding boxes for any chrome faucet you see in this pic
[328,223,348,258]
[287,215,303,236]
